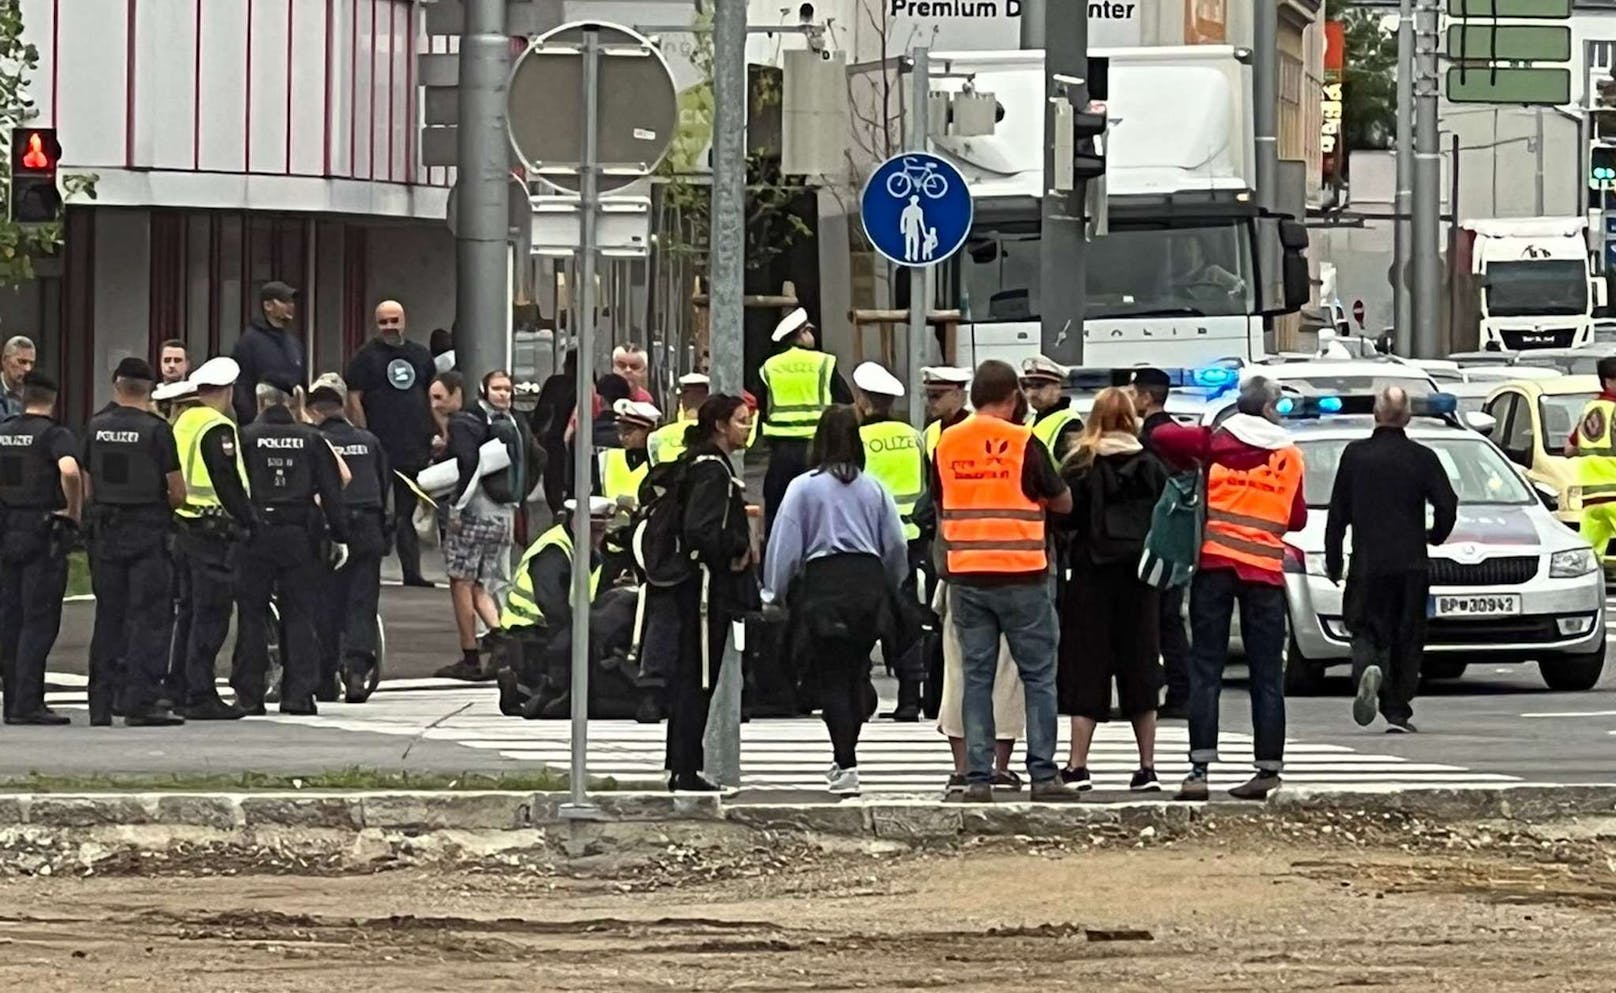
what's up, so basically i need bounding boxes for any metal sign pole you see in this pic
[907,46,930,430]
[564,26,601,818]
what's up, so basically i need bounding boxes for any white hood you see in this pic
[1220,413,1291,450]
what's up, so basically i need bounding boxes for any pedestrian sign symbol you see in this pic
[861,152,972,268]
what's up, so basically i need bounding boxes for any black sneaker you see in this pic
[125,706,185,728]
[1386,719,1417,734]
[433,659,486,681]
[668,773,722,793]
[1060,766,1094,791]
[401,576,437,589]
[945,773,967,794]
[991,769,1024,791]
[4,708,70,726]
[1176,767,1210,801]
[1130,767,1162,792]
[496,669,526,717]
[181,697,244,721]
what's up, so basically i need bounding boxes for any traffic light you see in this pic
[9,127,61,224]
[1072,101,1107,182]
[1593,143,1616,189]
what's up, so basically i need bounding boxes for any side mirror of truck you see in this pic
[1256,216,1311,317]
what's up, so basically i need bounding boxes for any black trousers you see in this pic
[390,473,423,582]
[761,438,809,541]
[166,541,192,702]
[316,511,385,683]
[88,512,172,717]
[1347,568,1429,724]
[665,580,730,778]
[0,513,67,718]
[233,523,323,709]
[176,528,237,708]
[817,637,873,769]
[1159,583,1191,707]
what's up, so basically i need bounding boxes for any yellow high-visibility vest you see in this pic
[501,524,601,630]
[860,419,924,541]
[759,347,835,440]
[647,421,689,466]
[173,405,246,519]
[1575,398,1616,499]
[1031,406,1079,460]
[598,447,649,502]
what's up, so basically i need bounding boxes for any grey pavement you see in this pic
[18,543,1616,793]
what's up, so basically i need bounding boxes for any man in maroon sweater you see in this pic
[1149,377,1307,801]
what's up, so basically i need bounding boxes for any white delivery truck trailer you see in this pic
[927,45,1310,369]
[1456,217,1598,351]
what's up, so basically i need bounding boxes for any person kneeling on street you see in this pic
[496,496,611,718]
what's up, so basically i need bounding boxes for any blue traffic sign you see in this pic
[860,152,973,268]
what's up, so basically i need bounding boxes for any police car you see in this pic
[1276,393,1606,694]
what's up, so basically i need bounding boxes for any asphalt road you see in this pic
[12,548,1615,792]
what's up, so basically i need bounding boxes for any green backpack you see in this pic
[1137,467,1204,589]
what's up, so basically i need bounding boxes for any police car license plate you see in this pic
[1428,593,1522,618]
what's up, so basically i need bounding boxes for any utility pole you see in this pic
[453,0,510,386]
[1534,106,1546,215]
[1253,0,1279,212]
[703,0,747,790]
[1394,0,1413,352]
[1019,0,1044,48]
[1039,0,1086,365]
[1411,0,1442,358]
[907,47,930,425]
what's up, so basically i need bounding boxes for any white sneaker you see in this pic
[828,767,861,795]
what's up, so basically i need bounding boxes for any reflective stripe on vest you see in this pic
[1576,399,1616,495]
[1031,407,1077,457]
[934,414,1047,574]
[760,347,834,439]
[501,525,601,630]
[860,419,925,541]
[1201,445,1304,573]
[598,448,648,502]
[173,405,246,519]
[647,421,688,466]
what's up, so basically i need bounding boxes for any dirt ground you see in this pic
[3,830,1616,992]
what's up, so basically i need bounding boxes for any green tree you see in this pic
[0,0,95,284]
[1325,0,1398,150]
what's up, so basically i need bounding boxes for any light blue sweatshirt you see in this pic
[763,468,909,603]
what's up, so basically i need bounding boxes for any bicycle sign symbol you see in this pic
[861,151,972,269]
[885,156,950,200]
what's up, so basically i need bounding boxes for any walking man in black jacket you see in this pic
[1324,386,1458,733]
[231,281,306,424]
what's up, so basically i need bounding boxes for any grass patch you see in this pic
[66,550,90,597]
[0,768,643,793]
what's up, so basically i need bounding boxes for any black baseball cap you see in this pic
[260,280,298,303]
[113,357,155,382]
[307,385,344,407]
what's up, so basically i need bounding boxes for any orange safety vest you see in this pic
[1201,445,1305,573]
[934,414,1047,575]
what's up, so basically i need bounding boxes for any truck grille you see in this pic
[1428,555,1538,586]
[1499,328,1575,349]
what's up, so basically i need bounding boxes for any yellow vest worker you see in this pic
[597,398,659,503]
[173,400,247,519]
[853,361,925,541]
[1573,395,1616,557]
[1020,354,1082,462]
[650,372,710,465]
[760,307,853,534]
[921,366,972,459]
[501,501,608,632]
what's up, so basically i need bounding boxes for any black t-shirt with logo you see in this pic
[344,336,437,471]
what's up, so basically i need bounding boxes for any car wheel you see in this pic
[1539,651,1605,692]
[1421,659,1468,681]
[1282,633,1326,696]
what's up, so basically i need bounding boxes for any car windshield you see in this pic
[954,220,1256,322]
[1299,435,1535,508]
[1541,393,1597,453]
[1275,374,1435,397]
[1484,260,1587,317]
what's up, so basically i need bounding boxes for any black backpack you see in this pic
[1087,454,1164,565]
[480,410,526,505]
[627,452,730,587]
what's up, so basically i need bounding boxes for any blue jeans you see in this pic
[951,581,1060,786]
[1187,568,1287,773]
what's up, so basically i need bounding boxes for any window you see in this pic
[1494,392,1534,466]
[1299,436,1535,508]
[1540,392,1597,455]
[954,220,1256,323]
[1484,260,1588,317]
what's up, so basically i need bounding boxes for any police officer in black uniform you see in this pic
[234,375,349,715]
[83,359,187,726]
[0,372,83,725]
[308,381,390,702]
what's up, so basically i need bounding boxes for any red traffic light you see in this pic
[11,128,59,175]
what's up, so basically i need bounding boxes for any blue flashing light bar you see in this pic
[1066,364,1243,395]
[1276,391,1458,420]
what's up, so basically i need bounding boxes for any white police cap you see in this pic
[771,307,811,343]
[1020,355,1068,383]
[612,398,662,427]
[922,366,971,387]
[190,356,241,388]
[563,497,616,518]
[852,361,904,398]
[152,380,197,402]
[678,372,711,388]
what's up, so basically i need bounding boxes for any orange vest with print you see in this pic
[1201,445,1304,574]
[935,414,1047,575]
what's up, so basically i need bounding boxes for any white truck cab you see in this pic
[928,46,1309,370]
[1464,217,1599,351]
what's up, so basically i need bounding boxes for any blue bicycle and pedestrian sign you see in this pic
[860,152,973,268]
